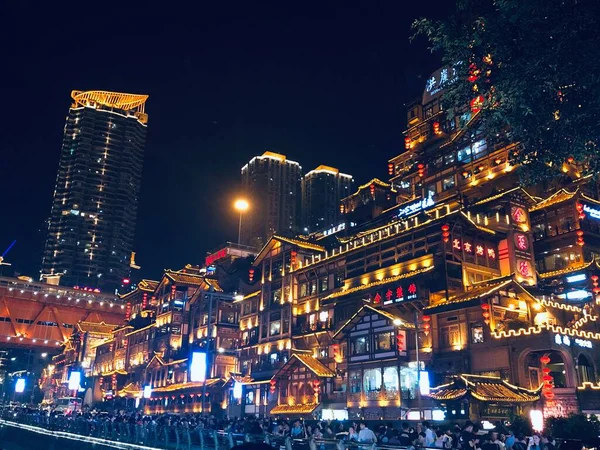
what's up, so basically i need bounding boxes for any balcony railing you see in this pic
[292,320,333,336]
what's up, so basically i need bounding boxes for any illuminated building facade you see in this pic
[41,90,149,291]
[301,165,353,233]
[231,68,600,421]
[241,151,302,249]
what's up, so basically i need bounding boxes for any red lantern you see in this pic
[577,230,585,246]
[441,224,450,243]
[433,122,440,134]
[576,203,585,220]
[544,391,555,400]
[332,344,340,361]
[270,379,277,394]
[313,379,321,390]
[592,275,599,282]
[542,367,551,375]
[540,355,551,365]
[422,315,431,323]
[468,63,480,83]
[417,163,425,178]
[462,171,470,179]
[567,156,575,164]
[370,183,375,197]
[388,163,394,176]
[481,303,490,310]
[291,250,297,266]
[340,204,345,214]
[396,333,405,352]
[405,137,411,149]
[125,302,132,321]
[470,95,484,114]
[248,268,255,282]
[482,311,490,319]
[423,322,431,337]
[543,375,553,382]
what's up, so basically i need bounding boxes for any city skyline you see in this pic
[0,2,451,282]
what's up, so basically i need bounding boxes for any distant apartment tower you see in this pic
[301,165,354,233]
[41,90,149,291]
[240,151,302,248]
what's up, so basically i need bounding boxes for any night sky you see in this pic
[1,1,452,281]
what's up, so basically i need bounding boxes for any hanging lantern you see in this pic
[441,224,450,243]
[417,163,425,178]
[577,230,585,246]
[270,379,277,394]
[248,268,255,282]
[470,95,484,114]
[468,63,480,83]
[433,122,440,134]
[291,250,297,266]
[542,375,553,382]
[370,183,375,197]
[540,354,551,365]
[462,170,470,179]
[481,303,490,310]
[142,293,148,309]
[567,156,575,164]
[423,322,431,336]
[542,367,551,375]
[576,203,585,220]
[482,311,490,319]
[544,391,555,400]
[494,157,503,165]
[340,204,345,214]
[388,163,394,176]
[422,315,431,323]
[180,394,185,399]
[404,137,411,149]
[313,379,321,390]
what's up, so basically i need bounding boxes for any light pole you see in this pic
[233,199,249,246]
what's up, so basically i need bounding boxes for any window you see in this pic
[269,321,281,336]
[299,283,308,298]
[442,176,455,191]
[374,332,394,352]
[383,367,399,393]
[440,324,461,348]
[319,276,329,293]
[426,184,437,198]
[363,368,382,392]
[271,286,282,304]
[245,390,254,405]
[351,336,369,355]
[349,371,362,393]
[471,324,484,344]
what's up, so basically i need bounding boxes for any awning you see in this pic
[270,403,320,415]
[428,374,541,403]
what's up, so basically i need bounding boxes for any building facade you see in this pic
[41,90,149,292]
[301,165,353,234]
[241,152,302,249]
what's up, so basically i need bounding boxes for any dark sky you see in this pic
[1,1,452,281]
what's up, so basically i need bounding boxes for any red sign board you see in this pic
[205,248,228,266]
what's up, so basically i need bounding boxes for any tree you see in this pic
[546,414,600,444]
[413,0,600,183]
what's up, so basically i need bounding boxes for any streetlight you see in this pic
[233,199,249,246]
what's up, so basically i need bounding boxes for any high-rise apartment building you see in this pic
[240,151,301,248]
[41,90,149,292]
[301,165,353,233]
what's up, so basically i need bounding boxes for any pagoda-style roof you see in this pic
[537,259,595,279]
[234,290,260,303]
[428,374,541,403]
[270,403,320,415]
[530,189,577,212]
[424,276,537,314]
[151,378,224,393]
[138,279,159,292]
[471,187,537,208]
[273,353,336,379]
[146,353,188,369]
[118,382,142,398]
[341,178,394,202]
[76,321,116,335]
[253,235,325,266]
[332,304,413,340]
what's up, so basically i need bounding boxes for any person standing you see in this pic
[423,421,437,447]
[358,422,377,444]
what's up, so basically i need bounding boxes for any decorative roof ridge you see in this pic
[537,258,594,279]
[529,188,579,212]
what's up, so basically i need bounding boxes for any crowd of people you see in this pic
[1,406,560,450]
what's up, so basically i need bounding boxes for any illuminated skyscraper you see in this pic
[301,165,354,233]
[41,90,149,291]
[240,151,302,248]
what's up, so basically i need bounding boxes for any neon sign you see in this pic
[450,237,497,259]
[396,193,435,219]
[555,333,592,349]
[205,248,228,267]
[323,223,346,236]
[583,204,600,220]
[382,283,419,305]
[515,233,529,251]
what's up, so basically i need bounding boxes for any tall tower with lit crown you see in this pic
[41,90,149,292]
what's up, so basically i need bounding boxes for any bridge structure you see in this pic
[0,277,126,349]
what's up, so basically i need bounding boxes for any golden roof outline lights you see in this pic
[71,90,148,113]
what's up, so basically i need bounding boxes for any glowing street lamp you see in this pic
[234,199,249,246]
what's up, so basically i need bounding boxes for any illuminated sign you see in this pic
[381,283,419,305]
[566,274,586,283]
[396,193,435,219]
[419,371,430,396]
[422,66,458,104]
[555,333,592,349]
[514,233,529,251]
[233,381,242,399]
[205,248,228,267]
[451,237,497,259]
[530,410,544,432]
[15,378,25,393]
[323,223,346,236]
[190,352,207,382]
[517,260,532,278]
[68,371,81,391]
[557,289,592,301]
[143,385,152,399]
[511,206,527,224]
[583,204,600,220]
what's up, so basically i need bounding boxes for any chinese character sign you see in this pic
[518,260,532,278]
[515,233,529,251]
[511,206,527,224]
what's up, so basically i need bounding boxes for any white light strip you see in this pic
[0,420,156,450]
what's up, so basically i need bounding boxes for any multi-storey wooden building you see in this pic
[234,68,600,422]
